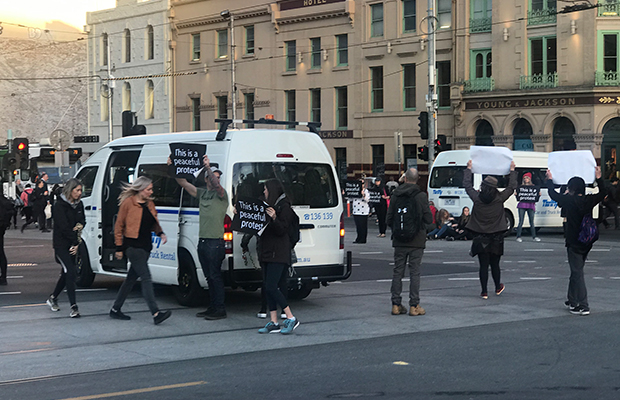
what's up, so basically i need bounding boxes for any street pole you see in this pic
[427,0,438,168]
[230,14,237,127]
[107,39,114,143]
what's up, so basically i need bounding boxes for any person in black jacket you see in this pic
[546,166,605,316]
[257,179,299,335]
[0,192,17,285]
[45,178,85,318]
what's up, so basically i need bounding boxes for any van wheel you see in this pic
[172,249,204,307]
[288,283,313,300]
[504,210,515,237]
[75,243,95,288]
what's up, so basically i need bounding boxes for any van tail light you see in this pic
[340,212,345,250]
[224,215,233,254]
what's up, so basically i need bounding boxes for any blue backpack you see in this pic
[577,214,599,245]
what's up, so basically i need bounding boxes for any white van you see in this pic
[73,120,351,306]
[428,150,596,233]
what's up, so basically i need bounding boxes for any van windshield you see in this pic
[429,166,466,188]
[232,162,338,208]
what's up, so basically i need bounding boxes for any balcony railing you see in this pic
[519,72,558,89]
[599,1,620,17]
[595,70,620,86]
[469,17,492,33]
[527,8,557,25]
[463,77,495,93]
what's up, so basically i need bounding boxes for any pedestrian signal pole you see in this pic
[426,0,438,168]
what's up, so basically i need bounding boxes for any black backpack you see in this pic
[391,192,422,242]
[288,209,300,249]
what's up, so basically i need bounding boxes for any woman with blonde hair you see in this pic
[109,176,171,325]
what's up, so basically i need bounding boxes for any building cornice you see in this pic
[176,9,269,29]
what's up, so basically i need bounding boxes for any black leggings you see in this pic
[52,247,77,306]
[264,262,289,312]
[260,262,287,313]
[477,252,501,294]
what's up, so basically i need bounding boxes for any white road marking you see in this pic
[8,263,38,267]
[75,288,108,292]
[448,278,479,281]
[590,248,611,252]
[5,245,46,248]
[0,292,21,295]
[7,276,24,279]
[425,250,444,253]
[609,277,620,280]
[443,261,475,264]
[524,249,554,252]
[352,264,361,267]
[360,252,383,255]
[519,277,551,280]
[518,260,537,263]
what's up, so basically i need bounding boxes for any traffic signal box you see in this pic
[418,145,429,161]
[418,111,429,140]
[13,138,29,170]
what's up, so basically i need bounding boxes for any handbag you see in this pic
[44,203,52,220]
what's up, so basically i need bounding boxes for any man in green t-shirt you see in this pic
[171,155,229,320]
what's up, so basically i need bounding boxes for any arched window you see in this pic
[552,117,576,151]
[123,82,131,111]
[145,80,154,119]
[124,29,131,62]
[513,118,533,151]
[475,120,494,146]
[147,25,154,60]
[602,117,620,180]
[100,84,109,121]
[101,33,108,66]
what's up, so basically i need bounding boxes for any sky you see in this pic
[2,0,116,31]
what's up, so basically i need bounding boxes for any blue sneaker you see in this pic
[280,317,300,335]
[258,321,281,334]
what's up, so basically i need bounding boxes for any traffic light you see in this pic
[418,145,429,161]
[2,153,17,170]
[418,111,429,140]
[14,138,29,170]
[435,134,448,155]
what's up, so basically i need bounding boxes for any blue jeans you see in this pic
[516,208,536,238]
[198,238,226,311]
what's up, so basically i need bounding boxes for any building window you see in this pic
[217,95,228,120]
[597,32,620,85]
[470,0,492,32]
[191,97,200,131]
[101,33,108,66]
[336,86,348,129]
[403,0,416,33]
[245,25,255,55]
[513,118,534,151]
[475,120,494,146]
[372,144,385,177]
[145,80,154,119]
[335,147,347,181]
[192,33,200,61]
[100,85,109,121]
[371,66,384,112]
[472,49,492,79]
[531,36,557,76]
[403,64,416,110]
[403,144,417,169]
[529,0,557,25]
[553,117,576,151]
[285,90,296,128]
[310,88,321,122]
[218,29,228,58]
[337,34,348,66]
[285,40,296,71]
[122,82,131,111]
[604,33,618,72]
[437,0,452,29]
[245,93,255,128]
[147,25,154,60]
[370,3,384,38]
[436,61,451,108]
[124,29,131,63]
[311,38,321,69]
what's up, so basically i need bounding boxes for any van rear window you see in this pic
[232,162,338,208]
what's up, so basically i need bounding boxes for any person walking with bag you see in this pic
[257,179,299,334]
[515,172,541,242]
[546,167,605,315]
[109,176,171,325]
[45,178,85,317]
[386,168,433,316]
[464,160,517,299]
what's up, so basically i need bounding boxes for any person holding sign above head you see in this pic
[464,159,517,300]
[169,154,229,320]
[515,172,542,242]
[352,178,370,244]
[546,166,605,316]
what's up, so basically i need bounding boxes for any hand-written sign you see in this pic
[168,143,207,179]
[231,197,270,236]
[344,180,363,199]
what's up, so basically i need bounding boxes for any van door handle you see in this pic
[299,224,315,230]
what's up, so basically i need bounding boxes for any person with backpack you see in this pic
[464,160,517,300]
[256,179,300,334]
[386,168,433,316]
[0,190,17,285]
[546,166,605,316]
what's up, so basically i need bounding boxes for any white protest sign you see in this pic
[470,146,513,175]
[548,150,596,185]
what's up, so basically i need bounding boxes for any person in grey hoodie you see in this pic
[386,168,433,316]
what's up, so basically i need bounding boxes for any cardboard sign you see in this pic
[470,146,513,175]
[548,150,596,185]
[168,143,207,180]
[344,180,363,199]
[231,197,270,236]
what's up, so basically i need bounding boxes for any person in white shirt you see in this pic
[352,179,370,244]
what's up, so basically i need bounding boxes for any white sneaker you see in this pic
[256,312,267,319]
[533,237,541,242]
[516,237,523,243]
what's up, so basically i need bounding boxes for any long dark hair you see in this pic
[264,179,285,206]
[478,183,498,204]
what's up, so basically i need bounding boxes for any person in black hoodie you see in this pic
[45,178,85,318]
[257,179,299,335]
[464,160,517,299]
[546,166,605,316]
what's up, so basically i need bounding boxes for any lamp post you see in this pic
[221,10,236,126]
